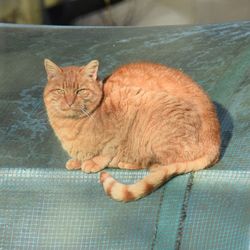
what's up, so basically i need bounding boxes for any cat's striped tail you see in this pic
[99,150,219,202]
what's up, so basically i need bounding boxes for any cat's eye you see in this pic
[76,89,86,94]
[76,89,90,97]
[55,89,64,94]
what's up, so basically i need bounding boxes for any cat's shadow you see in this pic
[214,102,234,160]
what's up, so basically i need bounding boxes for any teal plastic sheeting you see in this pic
[0,22,250,249]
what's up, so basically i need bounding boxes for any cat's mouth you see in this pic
[59,107,91,119]
[61,107,73,112]
[60,106,81,112]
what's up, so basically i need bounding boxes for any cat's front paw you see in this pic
[66,159,82,170]
[81,160,105,173]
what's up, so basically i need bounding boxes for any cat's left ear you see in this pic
[81,60,99,81]
[44,59,62,80]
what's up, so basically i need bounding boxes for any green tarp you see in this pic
[0,22,250,249]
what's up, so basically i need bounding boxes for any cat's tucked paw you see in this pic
[66,159,82,170]
[81,160,105,173]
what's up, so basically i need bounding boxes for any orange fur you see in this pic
[43,59,221,202]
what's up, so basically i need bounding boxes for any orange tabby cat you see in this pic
[43,59,221,202]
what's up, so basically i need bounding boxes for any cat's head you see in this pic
[43,59,103,119]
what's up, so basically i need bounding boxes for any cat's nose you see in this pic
[65,95,76,107]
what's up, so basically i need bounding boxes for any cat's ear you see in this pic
[81,60,99,81]
[44,59,62,80]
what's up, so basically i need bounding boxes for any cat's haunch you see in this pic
[43,59,221,202]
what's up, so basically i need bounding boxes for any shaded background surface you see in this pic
[0,22,250,249]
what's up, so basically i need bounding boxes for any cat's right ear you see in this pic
[80,60,99,81]
[44,59,62,80]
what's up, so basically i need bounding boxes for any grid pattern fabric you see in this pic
[0,169,162,250]
[180,171,250,250]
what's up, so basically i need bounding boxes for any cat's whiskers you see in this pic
[34,109,47,118]
[81,107,95,121]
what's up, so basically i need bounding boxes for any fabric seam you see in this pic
[174,173,195,250]
[151,185,166,250]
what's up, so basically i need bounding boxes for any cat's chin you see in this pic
[61,112,84,119]
[56,114,83,119]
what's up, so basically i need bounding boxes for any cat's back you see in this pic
[104,62,206,102]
